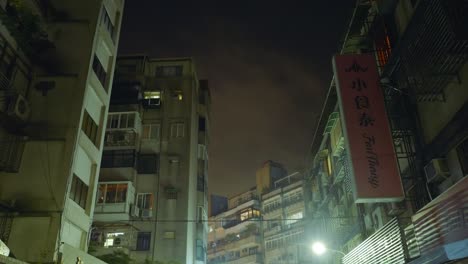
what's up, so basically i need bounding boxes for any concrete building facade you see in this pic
[305,0,468,263]
[262,173,307,264]
[208,188,263,264]
[89,56,211,264]
[0,0,124,263]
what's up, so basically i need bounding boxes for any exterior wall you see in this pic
[261,178,305,264]
[91,57,210,264]
[255,161,287,195]
[417,63,468,144]
[207,189,262,264]
[0,0,124,263]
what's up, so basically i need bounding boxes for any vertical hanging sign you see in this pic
[333,54,404,203]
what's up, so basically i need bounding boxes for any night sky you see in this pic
[119,2,353,197]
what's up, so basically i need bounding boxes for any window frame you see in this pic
[141,123,161,140]
[137,193,154,210]
[136,232,151,251]
[69,174,89,210]
[170,122,185,138]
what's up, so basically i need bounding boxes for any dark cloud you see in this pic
[119,2,352,197]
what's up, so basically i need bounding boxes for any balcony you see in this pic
[89,225,138,255]
[264,225,281,237]
[263,203,282,215]
[224,233,261,251]
[104,130,138,149]
[94,181,136,222]
[226,253,262,264]
[100,149,136,181]
[106,111,142,134]
[333,158,346,184]
[330,117,345,157]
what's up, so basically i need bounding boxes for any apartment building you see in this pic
[208,188,263,264]
[0,0,124,263]
[262,173,307,264]
[89,55,211,264]
[306,0,468,263]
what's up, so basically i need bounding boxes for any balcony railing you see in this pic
[225,253,262,264]
[106,111,142,133]
[104,130,138,148]
[264,225,281,237]
[224,233,261,251]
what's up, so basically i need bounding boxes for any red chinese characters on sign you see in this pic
[333,54,404,203]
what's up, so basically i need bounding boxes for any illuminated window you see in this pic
[144,91,161,99]
[285,211,303,225]
[104,232,124,248]
[143,91,161,107]
[240,208,260,221]
[137,193,153,210]
[97,183,128,204]
[171,89,183,101]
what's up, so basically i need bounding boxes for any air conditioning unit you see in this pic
[7,94,31,122]
[130,204,140,217]
[424,159,450,183]
[141,209,153,218]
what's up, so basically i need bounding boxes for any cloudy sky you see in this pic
[119,2,352,197]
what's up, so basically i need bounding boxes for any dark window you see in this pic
[101,150,136,168]
[82,110,100,148]
[198,117,206,132]
[197,176,205,192]
[137,154,158,174]
[457,138,468,175]
[69,174,88,209]
[101,8,115,41]
[136,232,151,251]
[196,239,205,261]
[92,55,107,89]
[155,66,183,77]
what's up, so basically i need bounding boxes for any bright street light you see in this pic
[310,241,346,259]
[311,241,327,255]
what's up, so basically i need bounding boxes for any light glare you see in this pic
[311,241,327,255]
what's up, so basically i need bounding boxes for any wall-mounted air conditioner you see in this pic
[141,209,153,218]
[130,204,140,217]
[424,159,450,183]
[7,94,31,122]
